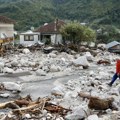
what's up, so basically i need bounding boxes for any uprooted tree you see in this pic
[60,21,96,51]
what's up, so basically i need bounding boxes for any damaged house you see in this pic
[35,19,65,45]
[106,41,120,53]
[0,15,15,44]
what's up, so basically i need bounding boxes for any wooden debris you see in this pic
[45,102,71,115]
[0,95,70,119]
[97,60,110,65]
[88,97,114,110]
[78,92,115,110]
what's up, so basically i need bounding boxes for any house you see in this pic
[106,41,120,53]
[0,15,15,44]
[19,30,40,46]
[35,19,65,44]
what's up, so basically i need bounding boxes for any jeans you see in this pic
[110,73,120,85]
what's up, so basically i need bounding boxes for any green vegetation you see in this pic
[60,21,96,45]
[0,0,119,43]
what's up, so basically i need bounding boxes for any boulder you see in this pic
[50,65,61,72]
[51,86,65,96]
[2,82,22,92]
[36,69,46,76]
[72,56,89,67]
[65,107,86,120]
[85,52,94,61]
[11,60,18,67]
[22,48,30,54]
[87,114,99,120]
[3,67,14,74]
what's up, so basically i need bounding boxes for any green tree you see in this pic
[60,21,96,45]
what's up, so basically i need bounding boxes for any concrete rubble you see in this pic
[0,46,120,120]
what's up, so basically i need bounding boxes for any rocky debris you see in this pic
[36,69,46,76]
[2,82,22,92]
[3,67,14,74]
[0,46,120,119]
[22,48,30,54]
[72,56,89,68]
[87,114,99,120]
[0,95,71,120]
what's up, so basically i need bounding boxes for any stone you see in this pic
[2,82,22,92]
[50,65,61,72]
[22,48,30,54]
[0,62,4,72]
[85,52,94,61]
[0,93,10,98]
[48,53,57,58]
[72,56,89,67]
[65,108,86,120]
[51,86,65,96]
[3,67,14,74]
[87,114,99,120]
[36,69,46,76]
[11,60,18,67]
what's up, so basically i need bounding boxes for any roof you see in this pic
[0,15,15,24]
[35,19,65,34]
[20,30,40,35]
[106,41,120,49]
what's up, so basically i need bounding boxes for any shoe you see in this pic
[108,83,112,87]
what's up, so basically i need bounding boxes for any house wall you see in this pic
[51,34,62,44]
[0,23,14,38]
[20,34,39,46]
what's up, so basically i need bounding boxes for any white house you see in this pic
[35,19,65,45]
[0,15,14,44]
[20,30,40,46]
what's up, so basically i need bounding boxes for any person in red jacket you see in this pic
[108,59,120,86]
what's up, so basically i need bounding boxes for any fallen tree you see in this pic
[78,92,117,110]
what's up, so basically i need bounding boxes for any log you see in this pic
[88,97,114,110]
[78,92,115,110]
[0,101,14,109]
[12,103,39,113]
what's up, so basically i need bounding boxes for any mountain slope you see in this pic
[0,0,119,30]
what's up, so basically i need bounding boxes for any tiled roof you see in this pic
[0,15,15,24]
[35,19,65,34]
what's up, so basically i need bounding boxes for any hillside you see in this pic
[0,0,119,30]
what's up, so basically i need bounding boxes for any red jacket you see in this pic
[116,60,120,74]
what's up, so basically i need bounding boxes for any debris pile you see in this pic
[0,46,120,119]
[0,95,71,120]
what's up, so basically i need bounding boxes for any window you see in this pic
[24,35,34,41]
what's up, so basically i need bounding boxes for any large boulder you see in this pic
[3,67,14,74]
[36,69,46,76]
[72,56,89,68]
[2,82,22,92]
[22,48,30,54]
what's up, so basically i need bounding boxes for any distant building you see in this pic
[106,41,120,53]
[0,15,15,44]
[35,19,65,44]
[19,30,40,46]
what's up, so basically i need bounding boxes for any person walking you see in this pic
[108,59,120,86]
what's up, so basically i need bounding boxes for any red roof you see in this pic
[35,19,65,34]
[0,15,15,24]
